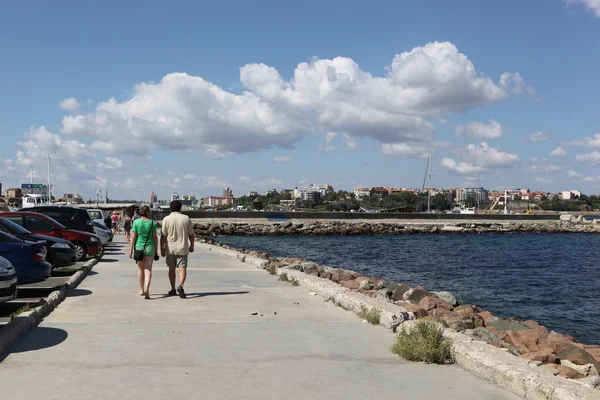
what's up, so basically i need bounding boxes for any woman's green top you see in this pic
[132,218,156,250]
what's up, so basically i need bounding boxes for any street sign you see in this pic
[21,184,45,189]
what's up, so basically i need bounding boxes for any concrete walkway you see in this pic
[0,238,520,399]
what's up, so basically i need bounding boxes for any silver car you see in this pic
[0,256,18,304]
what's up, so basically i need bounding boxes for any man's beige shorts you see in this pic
[166,254,188,269]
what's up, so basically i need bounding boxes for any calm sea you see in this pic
[218,234,600,345]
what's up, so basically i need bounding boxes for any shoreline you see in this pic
[197,236,600,396]
[191,217,600,236]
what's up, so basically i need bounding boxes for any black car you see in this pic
[20,205,94,233]
[0,217,77,268]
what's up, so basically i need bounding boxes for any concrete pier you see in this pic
[0,238,519,399]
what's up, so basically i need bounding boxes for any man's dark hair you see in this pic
[170,200,182,212]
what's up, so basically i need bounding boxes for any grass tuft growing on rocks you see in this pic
[279,272,289,282]
[290,277,299,286]
[265,263,277,275]
[10,304,33,320]
[392,320,454,364]
[358,306,381,325]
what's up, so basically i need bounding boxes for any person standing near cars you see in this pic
[129,205,157,299]
[160,200,194,298]
[123,215,132,242]
[110,212,119,234]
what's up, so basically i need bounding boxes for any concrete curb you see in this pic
[0,257,99,357]
[204,243,599,400]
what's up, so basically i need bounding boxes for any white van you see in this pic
[87,209,107,227]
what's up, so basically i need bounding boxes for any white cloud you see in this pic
[317,132,338,152]
[59,97,81,112]
[381,142,431,159]
[318,132,359,152]
[97,156,125,171]
[527,165,561,173]
[535,177,553,184]
[568,170,583,178]
[455,120,502,139]
[576,151,600,164]
[273,156,291,162]
[499,72,536,95]
[441,158,487,174]
[531,156,549,162]
[522,131,553,142]
[564,133,600,148]
[459,142,519,168]
[582,176,600,183]
[550,146,567,157]
[236,176,282,188]
[569,0,600,17]
[16,126,93,166]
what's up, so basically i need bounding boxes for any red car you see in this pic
[0,211,102,261]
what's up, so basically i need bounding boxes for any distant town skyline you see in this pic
[1,1,599,200]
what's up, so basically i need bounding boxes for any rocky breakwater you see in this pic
[203,237,600,392]
[193,217,600,237]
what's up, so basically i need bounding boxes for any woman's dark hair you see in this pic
[139,205,151,218]
[170,200,182,212]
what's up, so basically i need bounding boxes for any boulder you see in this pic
[339,279,360,290]
[561,360,599,377]
[418,296,453,312]
[432,291,460,307]
[559,214,573,221]
[429,308,452,317]
[359,279,374,290]
[440,226,464,233]
[404,286,430,303]
[330,270,359,283]
[520,348,560,364]
[541,363,585,379]
[554,342,600,374]
[441,311,484,331]
[578,375,600,389]
[503,326,550,354]
[478,311,499,324]
[391,284,411,302]
[399,302,428,318]
[468,328,520,356]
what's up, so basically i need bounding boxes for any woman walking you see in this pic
[129,205,157,299]
[123,215,132,242]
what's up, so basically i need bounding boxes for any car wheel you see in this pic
[74,243,87,261]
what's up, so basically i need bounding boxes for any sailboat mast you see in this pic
[47,155,51,204]
[427,151,433,213]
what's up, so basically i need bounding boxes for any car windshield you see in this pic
[89,211,102,219]
[0,218,31,234]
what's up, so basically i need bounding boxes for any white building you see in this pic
[170,192,180,201]
[456,187,489,205]
[293,184,332,200]
[354,187,371,199]
[561,190,581,200]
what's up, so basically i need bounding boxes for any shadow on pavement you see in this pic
[187,291,250,298]
[99,258,118,263]
[1,327,68,360]
[67,288,92,297]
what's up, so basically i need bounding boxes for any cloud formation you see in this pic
[455,120,502,139]
[273,156,291,162]
[522,131,553,142]
[441,158,486,174]
[59,97,81,112]
[569,0,600,17]
[56,41,530,160]
[550,146,567,157]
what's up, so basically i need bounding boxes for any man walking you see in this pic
[160,200,194,298]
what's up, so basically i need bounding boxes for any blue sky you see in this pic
[1,0,599,201]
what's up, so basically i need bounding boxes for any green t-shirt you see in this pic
[132,219,156,248]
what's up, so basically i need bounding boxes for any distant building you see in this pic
[204,195,234,207]
[456,187,489,205]
[561,190,581,200]
[170,192,180,201]
[279,199,294,207]
[267,188,278,195]
[148,192,158,203]
[6,188,22,199]
[370,187,388,198]
[247,191,259,197]
[280,189,293,197]
[223,187,232,197]
[354,187,370,199]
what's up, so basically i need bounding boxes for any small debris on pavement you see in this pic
[251,312,258,315]
[309,292,317,296]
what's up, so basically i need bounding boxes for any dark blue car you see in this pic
[0,231,52,284]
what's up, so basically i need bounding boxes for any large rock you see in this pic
[520,347,560,364]
[391,284,411,302]
[541,363,585,379]
[330,270,359,283]
[554,342,600,374]
[359,279,374,290]
[503,326,550,354]
[561,360,599,377]
[432,291,460,307]
[559,214,573,221]
[418,296,453,312]
[339,279,360,290]
[478,311,499,324]
[404,286,430,303]
[441,310,484,331]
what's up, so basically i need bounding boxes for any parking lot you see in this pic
[0,262,86,328]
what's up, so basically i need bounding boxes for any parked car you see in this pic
[0,211,101,261]
[0,256,18,304]
[0,217,77,268]
[93,221,112,246]
[19,205,94,233]
[87,209,107,227]
[0,231,51,284]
